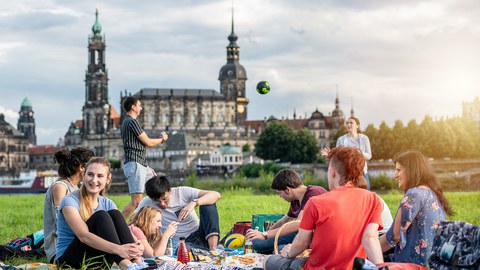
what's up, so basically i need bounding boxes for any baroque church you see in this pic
[63,9,346,171]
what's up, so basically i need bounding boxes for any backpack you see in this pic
[428,221,479,269]
[6,230,44,250]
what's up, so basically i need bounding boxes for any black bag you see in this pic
[428,221,479,270]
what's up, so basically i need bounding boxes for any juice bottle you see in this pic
[177,237,190,264]
[244,226,258,254]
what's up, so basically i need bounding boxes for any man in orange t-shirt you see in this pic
[265,147,384,270]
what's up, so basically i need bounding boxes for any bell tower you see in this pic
[82,8,110,136]
[17,97,36,145]
[218,7,248,126]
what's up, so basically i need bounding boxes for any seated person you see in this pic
[136,175,221,250]
[265,147,384,270]
[379,150,452,266]
[128,206,178,257]
[245,168,327,254]
[56,157,144,270]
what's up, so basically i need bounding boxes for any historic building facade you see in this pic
[463,96,480,133]
[0,114,29,174]
[63,9,345,173]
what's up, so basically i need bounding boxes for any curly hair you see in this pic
[394,150,453,215]
[128,206,162,246]
[327,146,367,188]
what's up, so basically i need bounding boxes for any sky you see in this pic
[0,0,479,145]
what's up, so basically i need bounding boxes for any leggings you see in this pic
[57,209,134,269]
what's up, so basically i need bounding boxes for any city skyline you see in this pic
[0,1,479,145]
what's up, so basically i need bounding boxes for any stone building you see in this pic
[0,114,29,174]
[463,96,480,133]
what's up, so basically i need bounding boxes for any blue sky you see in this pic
[0,0,479,145]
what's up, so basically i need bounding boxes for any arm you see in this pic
[379,208,402,252]
[362,223,384,264]
[63,206,142,259]
[266,210,304,238]
[362,135,372,160]
[246,214,294,240]
[280,228,312,258]
[52,183,69,207]
[177,189,221,221]
[151,221,177,257]
[137,132,168,148]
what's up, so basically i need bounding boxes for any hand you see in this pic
[245,229,263,240]
[280,244,291,258]
[177,202,195,221]
[164,221,178,238]
[320,148,330,157]
[161,132,169,142]
[118,242,143,260]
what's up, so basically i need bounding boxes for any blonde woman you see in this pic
[56,157,144,270]
[129,206,178,257]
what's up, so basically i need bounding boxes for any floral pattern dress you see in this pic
[386,187,446,266]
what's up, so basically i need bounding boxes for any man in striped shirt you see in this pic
[121,96,169,219]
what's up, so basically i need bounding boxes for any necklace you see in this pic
[65,177,79,191]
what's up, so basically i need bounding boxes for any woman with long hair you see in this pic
[322,116,372,189]
[56,157,144,270]
[379,150,453,266]
[128,206,178,257]
[43,147,95,263]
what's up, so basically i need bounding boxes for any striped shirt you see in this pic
[121,115,147,166]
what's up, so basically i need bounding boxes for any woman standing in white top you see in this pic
[322,117,372,189]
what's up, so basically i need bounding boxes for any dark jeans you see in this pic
[252,232,297,254]
[57,210,135,269]
[185,204,220,250]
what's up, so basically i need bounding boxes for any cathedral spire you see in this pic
[226,5,239,63]
[92,8,102,36]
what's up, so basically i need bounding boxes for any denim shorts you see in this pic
[123,162,154,194]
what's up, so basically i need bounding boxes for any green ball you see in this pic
[256,81,270,95]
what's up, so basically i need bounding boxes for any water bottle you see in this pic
[176,237,190,264]
[166,237,173,257]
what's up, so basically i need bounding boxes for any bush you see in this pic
[370,173,396,191]
[239,162,285,178]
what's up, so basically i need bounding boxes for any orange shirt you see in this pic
[300,187,383,270]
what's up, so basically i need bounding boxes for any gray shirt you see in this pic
[43,180,77,261]
[136,186,200,238]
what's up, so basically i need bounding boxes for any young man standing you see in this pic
[136,175,221,251]
[121,96,168,219]
[265,147,384,270]
[246,169,327,254]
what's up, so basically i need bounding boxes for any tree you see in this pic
[242,143,251,152]
[289,128,319,163]
[255,121,295,162]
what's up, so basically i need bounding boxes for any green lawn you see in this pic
[0,190,478,265]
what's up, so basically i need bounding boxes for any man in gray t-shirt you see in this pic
[136,175,221,250]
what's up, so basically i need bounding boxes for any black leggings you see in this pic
[57,209,134,269]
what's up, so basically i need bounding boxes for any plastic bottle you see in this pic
[177,237,190,264]
[166,237,173,257]
[244,226,258,254]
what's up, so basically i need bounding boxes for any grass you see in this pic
[0,190,479,266]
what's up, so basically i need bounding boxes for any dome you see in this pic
[92,9,102,36]
[310,109,324,119]
[332,108,344,118]
[21,97,32,108]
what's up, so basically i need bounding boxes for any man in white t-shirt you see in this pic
[135,176,221,250]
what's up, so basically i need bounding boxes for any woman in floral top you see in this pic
[379,150,453,266]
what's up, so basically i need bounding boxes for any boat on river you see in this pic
[0,170,58,194]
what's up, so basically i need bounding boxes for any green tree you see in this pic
[331,125,347,148]
[363,124,378,159]
[404,119,421,151]
[432,118,456,158]
[390,120,409,156]
[242,143,251,152]
[289,128,319,163]
[419,115,436,156]
[255,121,295,162]
[375,122,393,159]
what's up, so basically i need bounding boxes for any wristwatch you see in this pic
[262,231,268,239]
[192,198,199,207]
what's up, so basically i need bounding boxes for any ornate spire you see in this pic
[92,8,102,36]
[226,5,239,62]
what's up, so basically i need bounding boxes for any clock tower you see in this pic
[17,97,36,145]
[82,8,110,136]
[218,8,248,126]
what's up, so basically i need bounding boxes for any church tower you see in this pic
[82,8,110,136]
[17,97,36,145]
[218,8,248,126]
[331,91,345,128]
